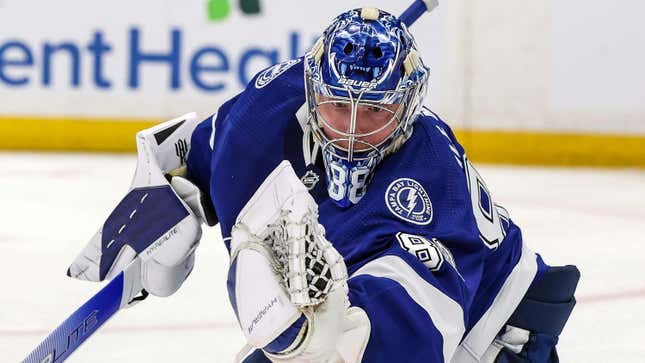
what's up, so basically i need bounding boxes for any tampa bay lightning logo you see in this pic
[255,58,301,89]
[385,178,433,225]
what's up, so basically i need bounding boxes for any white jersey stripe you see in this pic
[352,255,465,362]
[451,243,538,363]
[209,114,217,150]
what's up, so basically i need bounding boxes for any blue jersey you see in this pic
[186,58,549,362]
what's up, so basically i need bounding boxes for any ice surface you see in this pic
[1,153,643,362]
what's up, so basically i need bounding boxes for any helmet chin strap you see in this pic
[303,130,322,168]
[297,101,322,168]
[301,119,322,168]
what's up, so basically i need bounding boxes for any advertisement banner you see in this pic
[0,0,442,119]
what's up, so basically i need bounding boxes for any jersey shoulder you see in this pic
[226,57,306,133]
[250,57,306,93]
[385,109,470,193]
[414,108,467,169]
[412,109,516,250]
[192,57,305,154]
[208,58,307,240]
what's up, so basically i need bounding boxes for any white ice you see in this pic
[1,152,643,362]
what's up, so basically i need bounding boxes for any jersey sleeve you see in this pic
[256,238,468,363]
[416,110,549,361]
[346,242,468,363]
[186,115,215,194]
[185,94,241,200]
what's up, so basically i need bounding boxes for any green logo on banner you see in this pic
[207,0,261,22]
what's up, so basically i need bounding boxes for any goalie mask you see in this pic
[305,7,429,208]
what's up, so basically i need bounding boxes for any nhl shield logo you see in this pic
[301,170,320,190]
[385,178,433,225]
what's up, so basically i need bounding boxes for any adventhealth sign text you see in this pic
[0,27,314,92]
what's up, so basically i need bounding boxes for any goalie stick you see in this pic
[21,2,440,362]
[23,259,143,363]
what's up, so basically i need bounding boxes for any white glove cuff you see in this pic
[141,240,198,297]
[137,212,202,297]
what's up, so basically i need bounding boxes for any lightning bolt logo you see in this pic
[405,189,418,216]
[385,178,433,225]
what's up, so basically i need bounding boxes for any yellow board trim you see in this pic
[1,116,644,168]
[454,129,645,168]
[0,116,158,152]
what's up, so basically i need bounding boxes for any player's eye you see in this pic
[369,106,383,113]
[332,101,348,108]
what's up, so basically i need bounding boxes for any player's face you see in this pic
[316,95,401,152]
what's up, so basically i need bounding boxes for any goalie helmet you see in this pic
[305,7,429,208]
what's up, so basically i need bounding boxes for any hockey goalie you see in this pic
[65,6,579,363]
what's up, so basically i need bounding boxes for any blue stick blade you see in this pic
[22,272,125,363]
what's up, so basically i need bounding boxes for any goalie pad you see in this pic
[68,113,204,299]
[228,161,349,361]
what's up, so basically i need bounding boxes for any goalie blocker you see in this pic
[25,113,219,363]
[67,112,217,301]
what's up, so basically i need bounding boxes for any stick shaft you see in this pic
[399,0,439,27]
[23,261,141,363]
